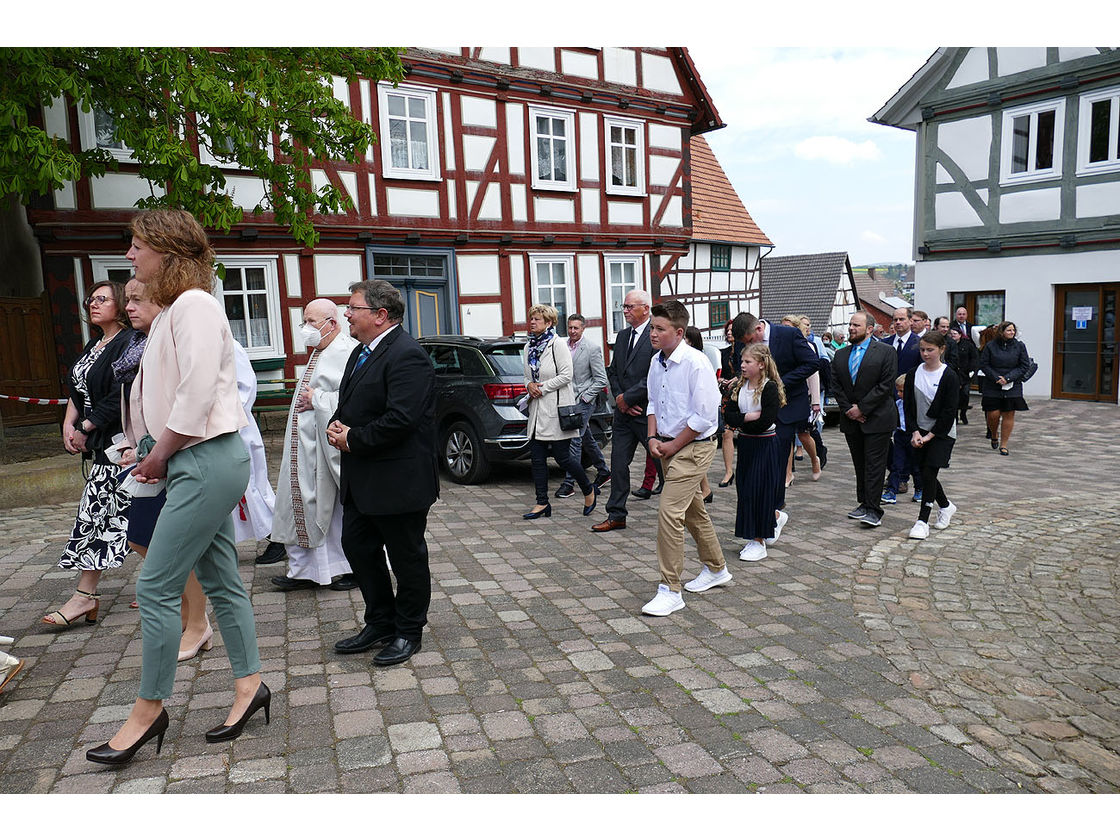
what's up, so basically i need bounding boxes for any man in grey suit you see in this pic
[831,310,897,528]
[556,313,611,499]
[592,289,660,532]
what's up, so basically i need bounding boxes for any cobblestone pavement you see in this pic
[1,400,1117,793]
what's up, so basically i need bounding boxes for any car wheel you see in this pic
[442,420,491,484]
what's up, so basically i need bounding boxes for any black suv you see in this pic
[418,335,613,484]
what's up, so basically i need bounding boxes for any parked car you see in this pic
[418,335,613,484]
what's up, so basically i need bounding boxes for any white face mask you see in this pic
[300,320,331,348]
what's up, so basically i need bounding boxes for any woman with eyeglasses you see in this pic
[43,282,136,629]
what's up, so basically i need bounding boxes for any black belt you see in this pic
[657,434,714,444]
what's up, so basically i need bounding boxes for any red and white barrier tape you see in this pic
[0,394,67,405]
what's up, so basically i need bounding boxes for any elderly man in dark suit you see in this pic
[326,279,439,666]
[592,289,660,532]
[832,310,898,527]
[734,311,820,512]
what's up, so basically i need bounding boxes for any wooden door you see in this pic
[1052,284,1120,402]
[0,292,65,427]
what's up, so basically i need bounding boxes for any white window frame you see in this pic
[529,105,577,192]
[213,256,284,360]
[377,82,441,181]
[604,254,643,341]
[1000,98,1065,186]
[604,115,646,197]
[197,124,275,171]
[76,107,135,163]
[528,254,575,324]
[1076,85,1120,175]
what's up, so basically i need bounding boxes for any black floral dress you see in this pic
[57,338,132,571]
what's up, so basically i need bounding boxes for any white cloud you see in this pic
[795,136,882,165]
[861,230,888,244]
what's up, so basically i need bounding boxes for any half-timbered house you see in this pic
[658,135,772,342]
[15,47,724,401]
[873,47,1120,402]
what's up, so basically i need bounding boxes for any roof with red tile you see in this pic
[690,135,772,247]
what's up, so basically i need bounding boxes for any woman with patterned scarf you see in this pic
[521,304,599,520]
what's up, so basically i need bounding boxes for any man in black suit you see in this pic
[326,279,439,666]
[592,288,660,532]
[735,312,820,511]
[952,306,978,423]
[832,310,897,527]
[883,306,921,375]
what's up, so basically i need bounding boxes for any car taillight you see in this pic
[483,383,527,401]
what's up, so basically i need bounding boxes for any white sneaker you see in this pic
[684,566,732,593]
[641,584,685,616]
[765,510,789,546]
[908,520,930,540]
[934,501,957,530]
[739,541,768,562]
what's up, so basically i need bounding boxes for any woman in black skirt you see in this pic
[904,331,960,540]
[979,321,1031,456]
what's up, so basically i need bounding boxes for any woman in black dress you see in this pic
[979,321,1031,456]
[43,282,135,629]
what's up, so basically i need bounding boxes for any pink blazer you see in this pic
[129,289,247,449]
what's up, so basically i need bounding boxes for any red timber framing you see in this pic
[25,47,724,385]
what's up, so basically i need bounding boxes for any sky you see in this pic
[686,46,934,267]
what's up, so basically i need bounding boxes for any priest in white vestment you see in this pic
[270,299,358,591]
[231,340,277,544]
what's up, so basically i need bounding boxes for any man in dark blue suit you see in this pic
[327,279,439,667]
[883,306,921,375]
[735,312,819,511]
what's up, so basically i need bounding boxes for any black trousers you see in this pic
[604,410,662,522]
[341,503,431,642]
[530,438,591,504]
[774,421,796,509]
[843,430,891,517]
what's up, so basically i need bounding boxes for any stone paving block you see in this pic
[229,756,286,784]
[336,735,392,770]
[745,728,810,763]
[481,710,532,741]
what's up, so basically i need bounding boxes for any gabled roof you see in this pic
[690,135,772,246]
[760,251,853,330]
[869,48,950,130]
[852,269,900,317]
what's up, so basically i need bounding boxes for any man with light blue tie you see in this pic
[831,310,897,527]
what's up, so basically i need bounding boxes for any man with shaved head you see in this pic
[269,298,359,592]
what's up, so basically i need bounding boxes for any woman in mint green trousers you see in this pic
[87,210,269,766]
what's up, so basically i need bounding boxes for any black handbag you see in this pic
[557,400,582,431]
[549,342,583,431]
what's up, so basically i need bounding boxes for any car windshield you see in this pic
[486,345,525,376]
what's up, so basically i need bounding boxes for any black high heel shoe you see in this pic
[583,485,600,517]
[703,491,714,504]
[718,472,735,488]
[523,504,552,520]
[205,681,271,743]
[87,708,169,766]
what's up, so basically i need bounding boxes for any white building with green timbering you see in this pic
[873,47,1120,403]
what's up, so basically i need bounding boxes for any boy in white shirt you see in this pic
[641,300,730,616]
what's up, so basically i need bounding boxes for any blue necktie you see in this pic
[849,342,865,380]
[354,345,372,371]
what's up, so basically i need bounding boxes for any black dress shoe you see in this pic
[651,482,663,495]
[631,487,653,500]
[87,709,169,766]
[271,576,320,592]
[334,625,395,654]
[373,637,421,666]
[328,574,359,591]
[254,540,287,565]
[205,681,271,743]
